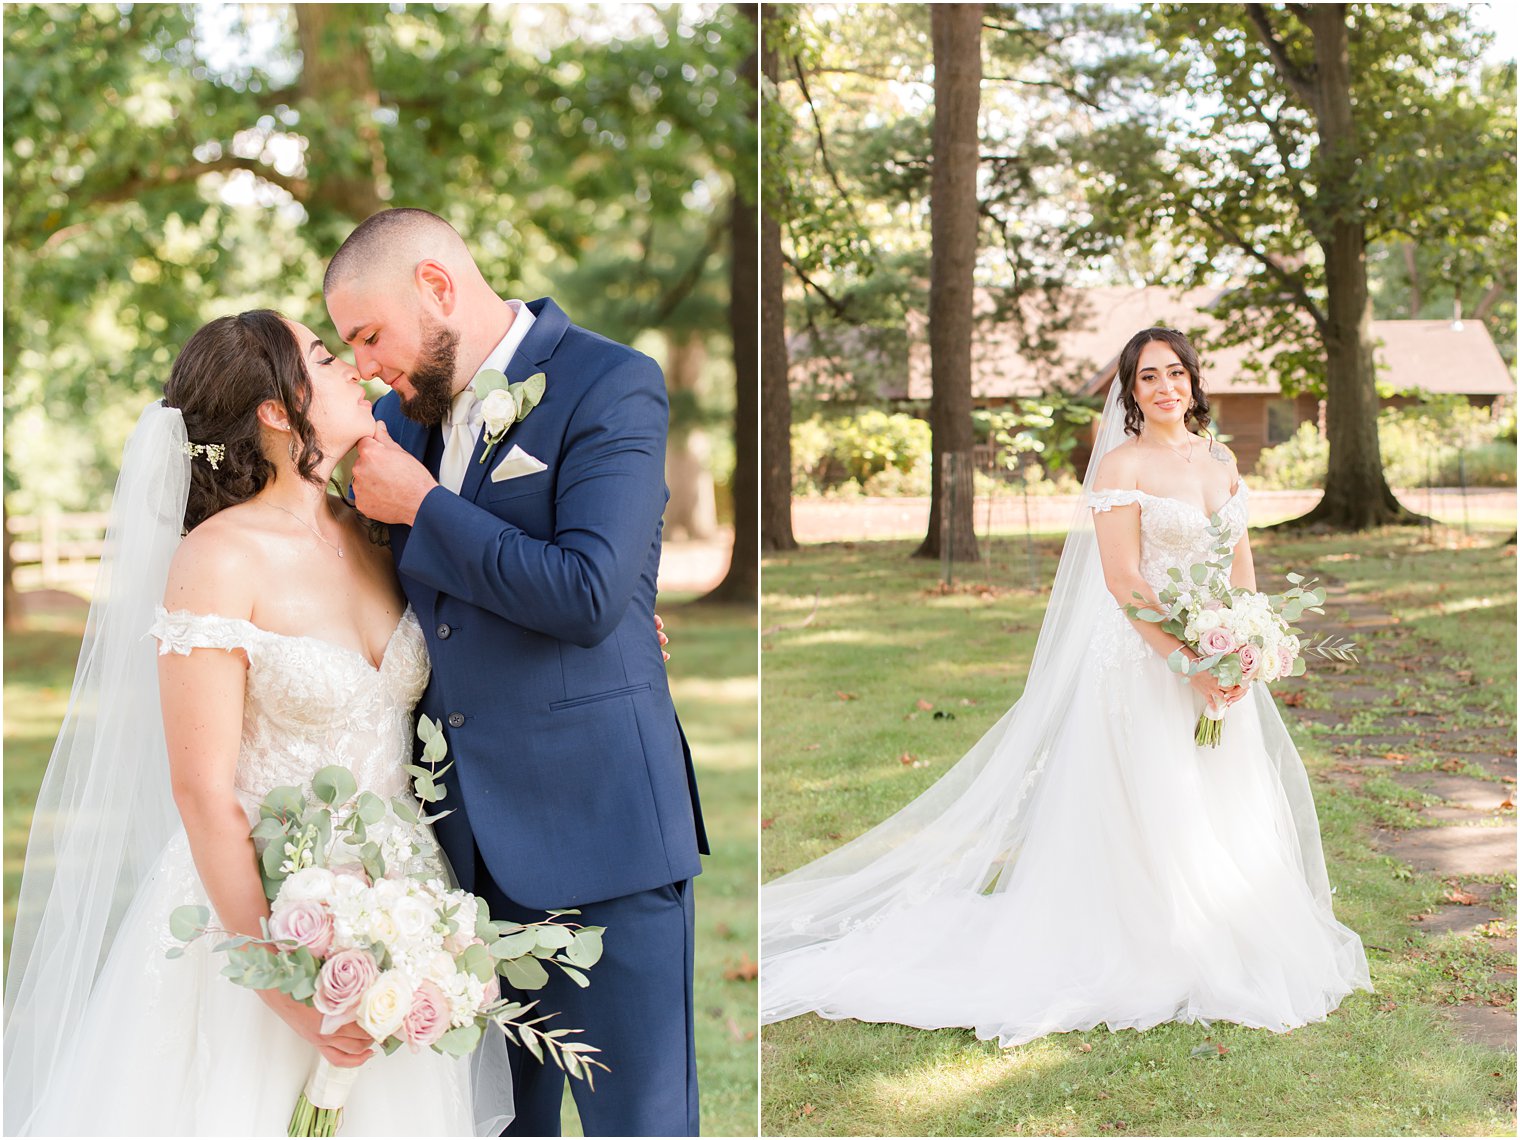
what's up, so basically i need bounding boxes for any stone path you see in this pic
[1269,573,1516,1052]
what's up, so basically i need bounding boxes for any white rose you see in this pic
[365,908,400,947]
[1192,609,1223,633]
[277,867,336,905]
[480,388,519,434]
[356,970,414,1041]
[424,950,458,987]
[390,895,435,941]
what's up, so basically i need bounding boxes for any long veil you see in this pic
[4,403,190,1132]
[759,379,1338,1023]
[3,402,514,1134]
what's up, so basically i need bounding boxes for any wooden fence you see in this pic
[7,512,110,590]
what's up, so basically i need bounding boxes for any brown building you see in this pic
[796,285,1516,473]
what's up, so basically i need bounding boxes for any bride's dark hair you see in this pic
[164,309,325,530]
[1115,327,1211,438]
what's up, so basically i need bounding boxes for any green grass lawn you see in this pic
[760,526,1515,1137]
[3,594,759,1138]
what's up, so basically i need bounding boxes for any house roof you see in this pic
[872,285,1516,401]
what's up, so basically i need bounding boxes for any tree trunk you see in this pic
[759,5,798,553]
[1402,242,1421,317]
[664,334,719,542]
[916,3,982,562]
[295,4,388,222]
[702,9,759,604]
[1283,5,1424,530]
[3,499,21,631]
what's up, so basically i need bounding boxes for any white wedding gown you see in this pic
[761,483,1371,1045]
[21,605,487,1136]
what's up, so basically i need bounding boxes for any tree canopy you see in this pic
[4,3,754,515]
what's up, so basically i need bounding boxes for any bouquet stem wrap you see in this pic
[1195,702,1226,748]
[288,1058,359,1136]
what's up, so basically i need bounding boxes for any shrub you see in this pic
[1253,401,1516,490]
[791,410,932,494]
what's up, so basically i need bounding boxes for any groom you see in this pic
[326,208,707,1136]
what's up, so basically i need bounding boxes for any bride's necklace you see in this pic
[265,500,345,558]
[1144,434,1196,462]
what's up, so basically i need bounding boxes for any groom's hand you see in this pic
[353,421,435,527]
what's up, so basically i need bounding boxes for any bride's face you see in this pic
[1133,340,1193,429]
[284,319,375,455]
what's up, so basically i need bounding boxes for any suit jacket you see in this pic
[376,297,708,909]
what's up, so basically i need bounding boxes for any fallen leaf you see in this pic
[1438,758,1464,773]
[723,954,758,982]
[1281,691,1306,707]
[1446,888,1480,906]
[899,752,916,766]
[916,698,934,711]
[761,817,774,830]
[800,1104,815,1117]
[1097,1091,1112,1100]
[1378,1000,1398,1011]
[960,698,979,706]
[1217,1044,1229,1056]
[804,744,821,751]
[1383,751,1409,762]
[1079,1043,1093,1053]
[1500,798,1514,810]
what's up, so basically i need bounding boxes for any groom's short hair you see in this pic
[323,208,468,296]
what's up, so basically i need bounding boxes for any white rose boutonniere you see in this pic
[474,369,547,465]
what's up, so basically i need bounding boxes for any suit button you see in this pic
[447,712,466,729]
[436,623,452,640]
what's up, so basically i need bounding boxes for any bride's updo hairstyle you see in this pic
[1115,326,1212,439]
[164,309,324,530]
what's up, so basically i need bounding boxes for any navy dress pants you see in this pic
[473,852,699,1137]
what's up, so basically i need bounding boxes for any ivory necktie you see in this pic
[438,387,481,495]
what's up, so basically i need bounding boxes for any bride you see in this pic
[760,327,1371,1045]
[3,309,640,1134]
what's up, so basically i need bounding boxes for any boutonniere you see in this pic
[474,369,547,465]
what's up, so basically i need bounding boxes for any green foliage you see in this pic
[1077,5,1515,400]
[3,4,751,514]
[790,410,932,494]
[980,392,1102,481]
[1255,402,1517,490]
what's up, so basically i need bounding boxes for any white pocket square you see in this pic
[490,444,549,483]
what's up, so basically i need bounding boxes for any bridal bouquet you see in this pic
[169,715,606,1136]
[1124,511,1357,747]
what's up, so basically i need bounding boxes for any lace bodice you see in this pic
[150,606,430,810]
[1087,484,1250,668]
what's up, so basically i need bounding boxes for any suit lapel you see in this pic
[456,298,572,504]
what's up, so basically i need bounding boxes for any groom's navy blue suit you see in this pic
[374,297,707,1136]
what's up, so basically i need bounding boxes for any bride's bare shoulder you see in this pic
[162,506,268,618]
[1091,440,1141,491]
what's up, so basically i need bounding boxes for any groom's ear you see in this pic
[415,260,457,317]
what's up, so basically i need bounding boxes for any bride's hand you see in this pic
[260,990,376,1068]
[1187,670,1244,713]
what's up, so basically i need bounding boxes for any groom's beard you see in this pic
[399,318,461,426]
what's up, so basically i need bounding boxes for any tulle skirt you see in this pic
[20,831,491,1137]
[761,631,1371,1046]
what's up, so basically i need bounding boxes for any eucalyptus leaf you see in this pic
[534,924,575,950]
[416,714,441,744]
[556,963,590,988]
[312,766,357,806]
[566,928,603,968]
[502,955,551,991]
[491,930,538,959]
[356,792,386,825]
[169,904,210,942]
[437,1023,484,1056]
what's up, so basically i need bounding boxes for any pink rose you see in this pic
[269,899,334,958]
[313,948,379,1026]
[483,974,500,1006]
[327,861,372,887]
[1278,645,1296,677]
[402,980,450,1051]
[1236,644,1261,679]
[1198,627,1237,657]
